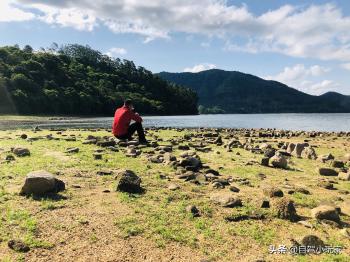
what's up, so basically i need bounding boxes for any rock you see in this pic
[263,186,284,197]
[211,181,224,189]
[210,193,242,208]
[261,200,270,208]
[195,173,207,183]
[163,152,177,162]
[260,157,270,167]
[302,146,317,160]
[66,147,79,153]
[332,160,344,168]
[5,154,15,161]
[97,170,113,176]
[97,140,116,147]
[317,180,334,190]
[269,154,287,169]
[300,235,325,248]
[273,198,299,221]
[205,169,220,176]
[311,205,340,223]
[115,170,142,193]
[20,134,28,139]
[338,172,350,181]
[12,147,30,157]
[229,185,240,192]
[264,148,276,158]
[176,171,196,181]
[293,143,307,158]
[82,139,97,144]
[179,156,202,170]
[318,167,338,176]
[125,147,140,157]
[185,205,200,217]
[168,183,180,191]
[93,153,103,160]
[8,239,30,252]
[20,171,65,196]
[297,221,313,228]
[178,145,190,150]
[318,153,334,163]
[286,143,295,153]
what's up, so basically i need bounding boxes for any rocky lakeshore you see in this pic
[0,127,350,261]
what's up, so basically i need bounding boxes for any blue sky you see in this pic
[1,0,350,95]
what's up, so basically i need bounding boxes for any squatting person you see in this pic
[112,99,148,144]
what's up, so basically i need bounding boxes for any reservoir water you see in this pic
[1,113,350,132]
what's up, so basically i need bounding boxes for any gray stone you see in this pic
[115,170,142,193]
[318,168,338,176]
[8,240,30,252]
[274,198,299,221]
[168,183,180,191]
[210,193,242,208]
[300,235,325,248]
[66,147,79,153]
[270,154,287,169]
[20,170,65,196]
[12,147,30,157]
[311,205,340,223]
[186,205,200,217]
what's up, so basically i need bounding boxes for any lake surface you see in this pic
[1,113,350,132]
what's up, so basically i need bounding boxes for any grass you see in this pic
[0,128,349,261]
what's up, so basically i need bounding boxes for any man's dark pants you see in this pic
[116,122,146,142]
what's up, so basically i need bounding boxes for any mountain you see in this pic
[158,69,350,113]
[0,44,198,115]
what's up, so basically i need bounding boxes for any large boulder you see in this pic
[292,143,308,158]
[179,156,202,170]
[210,193,242,208]
[311,205,340,223]
[273,198,299,222]
[300,235,325,249]
[302,146,317,160]
[269,154,287,169]
[318,167,338,176]
[115,170,142,193]
[286,143,295,154]
[12,147,30,157]
[20,170,65,196]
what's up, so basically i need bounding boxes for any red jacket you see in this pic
[112,106,142,136]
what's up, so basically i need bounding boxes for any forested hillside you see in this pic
[158,69,350,113]
[0,44,198,115]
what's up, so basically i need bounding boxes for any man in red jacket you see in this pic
[112,99,147,144]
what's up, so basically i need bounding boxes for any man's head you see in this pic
[124,99,133,110]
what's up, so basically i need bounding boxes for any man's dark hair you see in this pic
[124,99,132,106]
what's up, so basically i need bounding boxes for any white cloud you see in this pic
[310,80,339,92]
[184,63,216,73]
[341,63,350,71]
[6,1,350,62]
[0,0,35,22]
[105,47,127,57]
[265,64,337,95]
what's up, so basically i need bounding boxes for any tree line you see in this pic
[0,44,198,115]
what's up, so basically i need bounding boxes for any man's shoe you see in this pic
[139,140,149,145]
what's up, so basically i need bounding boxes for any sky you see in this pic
[1,0,350,95]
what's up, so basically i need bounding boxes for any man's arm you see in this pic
[130,111,143,122]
